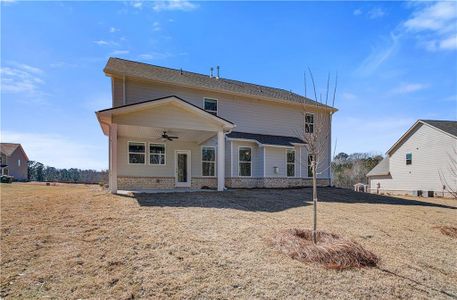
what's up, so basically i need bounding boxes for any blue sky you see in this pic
[1,1,456,170]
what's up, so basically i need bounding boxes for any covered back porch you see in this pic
[96,96,235,193]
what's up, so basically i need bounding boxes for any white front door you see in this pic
[175,150,191,187]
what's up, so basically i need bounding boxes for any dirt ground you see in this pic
[1,183,456,299]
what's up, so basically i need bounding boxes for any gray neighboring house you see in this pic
[96,58,337,193]
[367,120,457,198]
[0,143,29,181]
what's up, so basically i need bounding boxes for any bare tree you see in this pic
[439,147,457,199]
[296,68,337,243]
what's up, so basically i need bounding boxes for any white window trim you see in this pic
[149,143,166,166]
[128,141,146,165]
[201,146,216,177]
[238,146,253,177]
[203,98,218,115]
[305,112,315,133]
[307,154,315,178]
[286,149,296,177]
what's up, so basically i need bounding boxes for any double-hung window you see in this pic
[203,98,218,115]
[128,142,145,164]
[150,144,166,165]
[239,147,252,177]
[202,147,216,177]
[307,154,315,177]
[287,149,295,177]
[305,113,314,133]
[406,153,412,165]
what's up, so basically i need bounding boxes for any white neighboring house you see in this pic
[367,120,457,198]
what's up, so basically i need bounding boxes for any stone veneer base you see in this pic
[118,176,330,190]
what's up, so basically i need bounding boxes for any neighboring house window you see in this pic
[18,159,21,167]
[287,149,295,177]
[203,98,218,115]
[406,153,412,165]
[305,113,314,133]
[150,144,166,165]
[307,154,315,177]
[128,142,145,164]
[239,147,252,177]
[202,147,216,177]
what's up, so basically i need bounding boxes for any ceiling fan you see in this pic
[161,131,179,141]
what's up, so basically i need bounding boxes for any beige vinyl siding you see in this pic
[369,124,457,193]
[112,78,124,107]
[225,140,231,177]
[112,103,221,132]
[122,79,305,137]
[265,147,288,177]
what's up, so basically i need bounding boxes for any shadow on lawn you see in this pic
[134,187,456,212]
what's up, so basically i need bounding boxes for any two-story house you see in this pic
[367,120,457,198]
[96,58,337,193]
[0,143,29,181]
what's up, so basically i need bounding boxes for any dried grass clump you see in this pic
[435,226,457,238]
[271,229,379,270]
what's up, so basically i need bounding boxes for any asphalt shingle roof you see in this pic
[0,143,21,156]
[104,57,336,109]
[366,158,390,177]
[420,120,457,137]
[227,131,305,146]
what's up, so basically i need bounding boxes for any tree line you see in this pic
[27,161,108,184]
[331,152,383,189]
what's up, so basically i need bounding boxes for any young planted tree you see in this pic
[298,68,337,243]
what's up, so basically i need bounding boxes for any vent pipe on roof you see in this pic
[210,67,213,78]
[216,65,220,79]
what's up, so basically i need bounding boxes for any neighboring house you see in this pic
[0,143,29,180]
[367,120,457,198]
[96,58,337,193]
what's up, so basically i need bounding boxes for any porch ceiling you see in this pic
[118,125,216,143]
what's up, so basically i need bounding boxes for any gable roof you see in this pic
[0,143,29,160]
[420,120,457,137]
[227,131,305,147]
[104,57,337,111]
[387,119,457,156]
[366,158,390,177]
[96,95,235,135]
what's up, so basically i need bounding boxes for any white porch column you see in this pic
[217,129,225,191]
[109,124,118,194]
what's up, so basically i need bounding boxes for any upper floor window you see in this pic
[239,147,252,177]
[305,113,314,133]
[406,153,412,165]
[150,144,166,165]
[286,149,295,177]
[128,142,146,164]
[18,159,21,167]
[202,147,216,177]
[204,98,218,115]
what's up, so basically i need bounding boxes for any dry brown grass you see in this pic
[271,229,379,269]
[1,183,456,299]
[435,226,457,238]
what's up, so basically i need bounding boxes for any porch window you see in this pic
[203,98,218,115]
[287,149,295,177]
[128,142,145,164]
[307,154,315,177]
[239,147,252,177]
[305,113,314,133]
[150,144,166,165]
[202,147,215,177]
[406,153,412,165]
